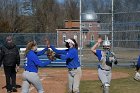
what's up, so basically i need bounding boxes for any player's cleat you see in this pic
[12,87,17,92]
[134,72,140,81]
[7,90,11,93]
[134,77,140,81]
[104,83,110,87]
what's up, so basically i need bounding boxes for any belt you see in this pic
[100,68,110,71]
[25,70,31,72]
[68,68,77,71]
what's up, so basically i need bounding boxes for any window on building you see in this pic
[74,33,78,41]
[63,33,66,43]
[91,34,94,41]
[97,24,100,27]
[82,33,86,41]
[84,33,87,40]
[89,23,93,27]
[82,24,85,27]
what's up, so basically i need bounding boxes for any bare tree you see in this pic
[0,0,24,33]
[32,0,64,33]
[64,0,79,20]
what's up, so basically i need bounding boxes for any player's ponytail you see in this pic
[70,38,78,50]
[25,41,37,56]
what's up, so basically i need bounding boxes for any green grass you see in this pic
[80,68,140,93]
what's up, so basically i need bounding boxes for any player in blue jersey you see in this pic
[47,38,82,93]
[91,36,118,93]
[21,41,52,93]
[134,56,140,81]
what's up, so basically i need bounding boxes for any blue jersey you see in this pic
[95,50,102,61]
[50,46,80,69]
[24,48,51,73]
[95,50,102,68]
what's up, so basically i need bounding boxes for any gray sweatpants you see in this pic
[21,71,44,93]
[98,68,112,85]
[68,67,82,93]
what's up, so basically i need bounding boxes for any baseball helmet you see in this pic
[103,35,111,46]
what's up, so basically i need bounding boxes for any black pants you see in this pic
[4,66,16,91]
[136,65,140,71]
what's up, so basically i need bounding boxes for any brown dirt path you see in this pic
[0,68,129,93]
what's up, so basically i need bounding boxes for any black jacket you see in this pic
[0,42,20,67]
[0,47,2,66]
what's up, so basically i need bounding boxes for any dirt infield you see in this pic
[0,68,129,93]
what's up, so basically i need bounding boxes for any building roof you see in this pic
[56,28,79,31]
[56,28,91,32]
[64,20,98,22]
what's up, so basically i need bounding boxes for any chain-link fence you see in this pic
[0,33,58,66]
[80,0,140,68]
[0,0,140,67]
[0,33,57,48]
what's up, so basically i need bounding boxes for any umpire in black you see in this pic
[0,36,20,93]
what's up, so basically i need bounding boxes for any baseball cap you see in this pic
[65,39,75,45]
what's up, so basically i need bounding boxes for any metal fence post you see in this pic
[111,0,114,51]
[79,0,82,65]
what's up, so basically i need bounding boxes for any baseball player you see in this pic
[47,38,82,93]
[21,41,52,93]
[134,56,140,81]
[91,36,118,93]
